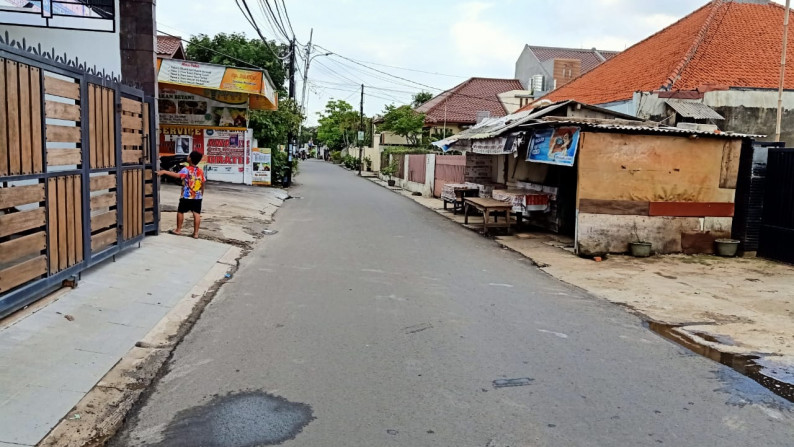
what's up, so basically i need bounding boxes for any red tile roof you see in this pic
[528,46,619,74]
[157,35,184,59]
[523,0,794,109]
[416,77,525,125]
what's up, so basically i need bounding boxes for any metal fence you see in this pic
[758,148,794,264]
[433,155,465,198]
[0,37,158,318]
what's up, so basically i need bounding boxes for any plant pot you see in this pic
[387,179,396,187]
[715,239,740,257]
[629,241,652,258]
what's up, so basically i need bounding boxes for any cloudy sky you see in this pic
[156,0,781,124]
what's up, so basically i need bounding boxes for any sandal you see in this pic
[168,229,182,236]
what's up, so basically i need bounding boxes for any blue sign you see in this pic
[527,127,581,167]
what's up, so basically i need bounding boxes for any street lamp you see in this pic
[298,51,332,156]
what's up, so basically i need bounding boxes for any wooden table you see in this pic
[464,197,515,234]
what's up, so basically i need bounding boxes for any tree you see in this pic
[249,98,303,149]
[316,100,361,150]
[379,104,425,146]
[412,91,434,108]
[185,33,288,95]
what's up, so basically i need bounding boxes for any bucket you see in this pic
[715,239,740,257]
[629,242,652,258]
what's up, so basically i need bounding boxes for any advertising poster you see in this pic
[158,87,248,128]
[527,127,581,167]
[203,129,253,185]
[252,148,272,186]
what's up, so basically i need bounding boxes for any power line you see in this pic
[237,0,290,60]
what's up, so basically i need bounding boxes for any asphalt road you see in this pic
[113,161,793,447]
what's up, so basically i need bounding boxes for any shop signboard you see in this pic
[157,59,277,109]
[158,87,248,128]
[252,148,272,186]
[527,127,581,167]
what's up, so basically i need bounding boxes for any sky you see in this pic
[156,0,785,125]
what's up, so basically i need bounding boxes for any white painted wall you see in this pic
[2,0,121,76]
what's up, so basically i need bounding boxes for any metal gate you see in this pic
[0,38,159,318]
[407,154,426,184]
[758,148,794,264]
[433,155,465,197]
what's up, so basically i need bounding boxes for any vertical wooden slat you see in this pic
[47,179,59,273]
[18,63,32,174]
[105,88,115,167]
[101,87,108,168]
[89,85,97,169]
[74,176,83,262]
[6,60,20,175]
[65,176,75,266]
[0,58,7,176]
[30,67,43,173]
[122,171,128,240]
[137,170,143,236]
[142,102,150,162]
[57,176,67,272]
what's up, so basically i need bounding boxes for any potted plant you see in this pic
[629,222,652,257]
[364,156,372,172]
[381,160,398,186]
[715,238,740,257]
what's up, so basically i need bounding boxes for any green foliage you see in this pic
[342,154,360,170]
[330,151,343,164]
[271,149,298,184]
[380,160,399,179]
[379,105,425,146]
[381,146,433,156]
[185,33,287,94]
[316,100,361,151]
[249,98,303,150]
[412,91,434,107]
[363,156,372,170]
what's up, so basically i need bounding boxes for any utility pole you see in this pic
[358,84,364,176]
[298,28,313,152]
[285,38,296,186]
[776,0,791,142]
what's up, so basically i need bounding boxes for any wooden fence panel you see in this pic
[122,169,144,240]
[121,97,144,165]
[0,58,6,176]
[6,60,20,175]
[47,175,83,273]
[30,67,42,173]
[19,64,32,174]
[0,183,47,294]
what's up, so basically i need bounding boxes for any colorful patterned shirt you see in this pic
[179,166,205,200]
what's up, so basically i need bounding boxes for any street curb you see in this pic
[37,246,243,447]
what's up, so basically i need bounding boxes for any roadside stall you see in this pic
[156,58,278,185]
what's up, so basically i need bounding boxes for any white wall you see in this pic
[2,0,121,76]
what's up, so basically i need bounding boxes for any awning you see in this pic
[157,58,278,111]
[665,99,724,120]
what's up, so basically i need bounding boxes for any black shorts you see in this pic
[177,198,202,214]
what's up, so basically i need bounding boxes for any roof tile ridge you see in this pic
[663,0,726,90]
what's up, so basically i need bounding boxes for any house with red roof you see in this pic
[521,0,794,144]
[514,45,619,96]
[377,77,529,146]
[157,35,186,60]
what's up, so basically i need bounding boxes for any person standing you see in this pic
[157,150,205,239]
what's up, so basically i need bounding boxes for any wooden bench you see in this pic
[464,197,516,234]
[443,187,479,215]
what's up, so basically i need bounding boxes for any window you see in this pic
[0,0,116,32]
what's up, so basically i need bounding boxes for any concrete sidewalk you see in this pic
[0,182,288,446]
[0,235,236,445]
[366,175,794,387]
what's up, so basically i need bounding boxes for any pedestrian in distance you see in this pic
[157,150,206,239]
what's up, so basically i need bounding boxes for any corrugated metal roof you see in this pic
[665,99,725,120]
[518,119,761,139]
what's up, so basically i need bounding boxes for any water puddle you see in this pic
[153,391,314,447]
[647,322,793,402]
